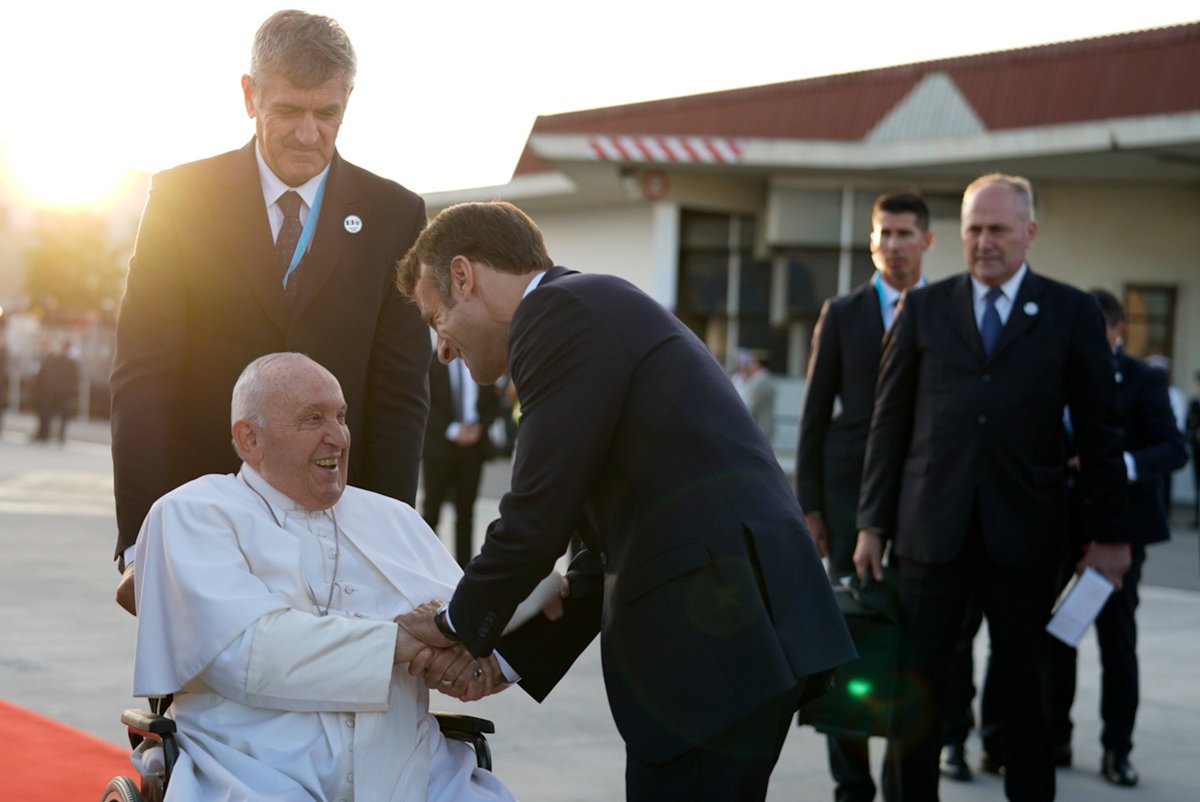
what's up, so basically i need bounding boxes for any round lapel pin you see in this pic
[1023,301,1039,316]
[343,214,363,234]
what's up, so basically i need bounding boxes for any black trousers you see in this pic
[625,683,804,802]
[1049,544,1145,757]
[420,446,485,566]
[940,587,1006,757]
[889,520,1059,802]
[35,395,72,441]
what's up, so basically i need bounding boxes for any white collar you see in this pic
[254,141,331,209]
[971,263,1027,303]
[238,462,333,520]
[522,270,549,299]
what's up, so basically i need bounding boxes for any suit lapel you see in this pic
[291,153,366,318]
[216,141,289,332]
[989,268,1045,360]
[854,282,885,342]
[948,274,985,359]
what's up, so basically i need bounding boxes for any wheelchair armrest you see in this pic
[433,712,495,735]
[121,708,178,737]
[433,712,494,771]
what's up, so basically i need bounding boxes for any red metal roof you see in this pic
[513,21,1200,177]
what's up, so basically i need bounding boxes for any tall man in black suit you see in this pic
[854,174,1129,802]
[422,356,502,565]
[110,10,430,611]
[796,191,932,802]
[1047,289,1186,786]
[395,201,856,801]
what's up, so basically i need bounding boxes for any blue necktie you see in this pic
[980,287,1003,356]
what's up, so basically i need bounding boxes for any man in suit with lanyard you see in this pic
[394,200,856,801]
[854,174,1129,801]
[422,356,502,566]
[111,10,430,612]
[796,191,931,802]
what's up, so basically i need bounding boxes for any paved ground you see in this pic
[1,411,1197,800]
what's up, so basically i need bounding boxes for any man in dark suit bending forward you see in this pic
[396,201,855,801]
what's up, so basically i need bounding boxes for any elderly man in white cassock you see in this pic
[133,352,554,800]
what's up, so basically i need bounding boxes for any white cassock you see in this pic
[133,464,516,802]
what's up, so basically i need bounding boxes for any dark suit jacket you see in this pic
[423,359,502,462]
[796,282,885,549]
[448,267,856,762]
[111,140,430,559]
[1069,351,1187,549]
[857,269,1127,568]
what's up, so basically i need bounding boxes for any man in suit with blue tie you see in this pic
[1047,288,1187,786]
[395,200,856,801]
[111,10,430,612]
[796,191,932,802]
[422,356,502,565]
[854,174,1130,801]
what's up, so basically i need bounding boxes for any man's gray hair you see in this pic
[248,10,356,96]
[963,173,1036,222]
[230,352,313,457]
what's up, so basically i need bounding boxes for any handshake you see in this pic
[393,574,569,702]
[393,601,501,702]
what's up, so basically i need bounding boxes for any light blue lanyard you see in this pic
[874,273,924,328]
[873,273,892,329]
[282,174,328,289]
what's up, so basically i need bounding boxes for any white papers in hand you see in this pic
[1045,567,1114,647]
[504,571,565,634]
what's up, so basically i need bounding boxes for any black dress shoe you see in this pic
[1102,751,1138,786]
[978,750,1005,775]
[1054,743,1073,768]
[940,742,972,782]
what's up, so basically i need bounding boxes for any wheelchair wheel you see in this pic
[100,776,142,802]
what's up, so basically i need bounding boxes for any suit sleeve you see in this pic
[357,196,430,506]
[856,293,919,538]
[110,173,188,562]
[1065,296,1128,543]
[1128,365,1189,480]
[450,287,626,659]
[796,298,840,511]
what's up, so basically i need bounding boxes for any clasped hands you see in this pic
[394,601,500,702]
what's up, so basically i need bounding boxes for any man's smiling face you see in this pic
[251,359,350,510]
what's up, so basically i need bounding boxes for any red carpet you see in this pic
[0,699,138,800]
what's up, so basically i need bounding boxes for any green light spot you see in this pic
[846,678,873,699]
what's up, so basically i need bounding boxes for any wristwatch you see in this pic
[434,603,460,641]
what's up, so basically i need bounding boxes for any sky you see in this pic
[1,0,1196,208]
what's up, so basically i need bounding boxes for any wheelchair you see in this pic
[100,697,495,802]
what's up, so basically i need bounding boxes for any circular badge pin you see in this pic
[343,214,363,234]
[1023,301,1039,316]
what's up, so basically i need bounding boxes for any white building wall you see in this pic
[1029,183,1200,388]
[525,202,669,304]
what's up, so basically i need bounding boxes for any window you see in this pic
[1123,285,1176,361]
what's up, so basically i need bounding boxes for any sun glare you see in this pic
[4,139,132,211]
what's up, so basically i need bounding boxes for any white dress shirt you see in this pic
[970,263,1028,329]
